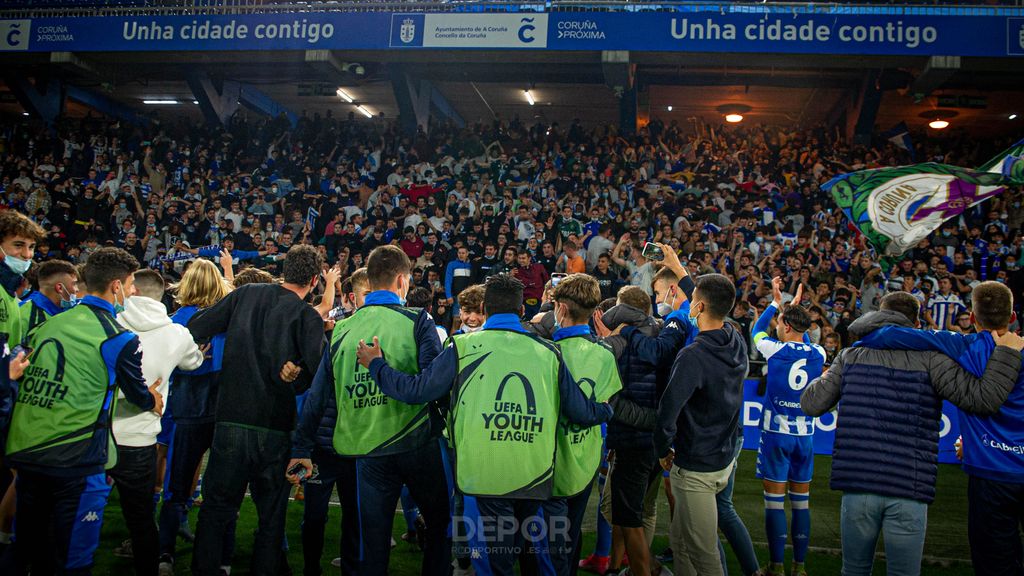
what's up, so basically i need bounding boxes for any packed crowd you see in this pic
[2,113,1021,353]
[1,109,1023,576]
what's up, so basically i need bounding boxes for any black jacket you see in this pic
[189,284,325,433]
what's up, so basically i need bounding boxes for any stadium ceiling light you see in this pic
[22,112,29,116]
[667,105,673,111]
[717,103,751,124]
[524,89,536,106]
[1011,113,1019,120]
[919,109,956,130]
[193,100,199,105]
[336,88,354,103]
[143,99,179,105]
[356,105,373,118]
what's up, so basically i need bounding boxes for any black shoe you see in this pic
[414,515,427,550]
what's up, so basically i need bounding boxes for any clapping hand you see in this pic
[771,276,784,305]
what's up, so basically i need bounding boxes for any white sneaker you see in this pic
[330,558,342,568]
[158,561,174,576]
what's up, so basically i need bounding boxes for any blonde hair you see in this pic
[174,259,231,308]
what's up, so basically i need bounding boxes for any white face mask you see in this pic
[462,323,482,333]
[656,302,673,318]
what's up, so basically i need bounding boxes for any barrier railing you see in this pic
[2,1,1022,18]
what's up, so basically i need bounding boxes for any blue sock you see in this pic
[764,491,787,564]
[400,486,419,532]
[789,491,810,563]
[594,468,611,557]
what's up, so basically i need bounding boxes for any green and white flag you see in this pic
[825,139,1024,257]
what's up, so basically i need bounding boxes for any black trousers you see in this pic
[191,423,291,576]
[301,450,360,576]
[355,441,451,576]
[968,474,1024,576]
[13,470,87,576]
[108,444,160,576]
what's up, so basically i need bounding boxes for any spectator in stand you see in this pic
[512,250,549,318]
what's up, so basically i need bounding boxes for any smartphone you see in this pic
[550,273,568,286]
[11,345,31,358]
[641,242,665,262]
[328,307,346,320]
[287,461,309,482]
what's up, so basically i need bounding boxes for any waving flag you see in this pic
[881,122,916,161]
[824,139,1024,258]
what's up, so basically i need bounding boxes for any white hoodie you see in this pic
[113,296,204,447]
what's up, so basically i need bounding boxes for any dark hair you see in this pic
[483,273,524,317]
[84,247,139,293]
[781,303,812,334]
[366,245,412,290]
[282,245,323,286]
[880,292,921,325]
[972,281,1013,330]
[133,269,167,301]
[693,274,736,320]
[405,286,432,310]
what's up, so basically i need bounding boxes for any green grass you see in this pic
[92,452,974,575]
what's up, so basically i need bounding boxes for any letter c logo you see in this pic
[7,23,21,48]
[518,17,536,43]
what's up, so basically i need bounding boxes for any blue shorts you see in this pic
[756,432,814,484]
[156,411,175,446]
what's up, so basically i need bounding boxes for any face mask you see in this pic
[755,237,764,243]
[688,302,702,330]
[58,285,78,310]
[113,282,126,314]
[942,231,951,237]
[462,323,482,334]
[1,247,31,275]
[554,304,565,331]
[656,302,673,318]
[808,326,821,343]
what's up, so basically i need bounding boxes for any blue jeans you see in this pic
[716,450,759,576]
[840,492,927,576]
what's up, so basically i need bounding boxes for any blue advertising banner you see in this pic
[0,11,1022,57]
[740,379,963,465]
